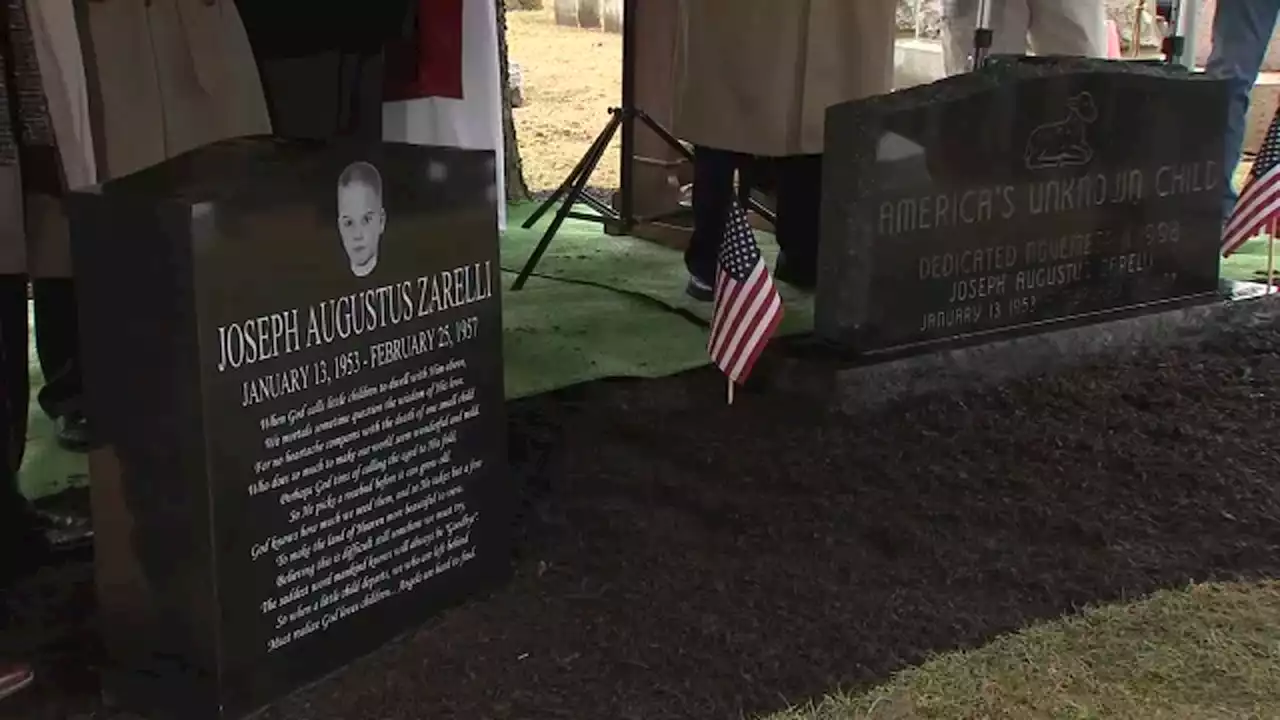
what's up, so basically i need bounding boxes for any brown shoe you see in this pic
[0,662,33,701]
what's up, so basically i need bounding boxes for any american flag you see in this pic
[708,202,784,384]
[1223,108,1280,256]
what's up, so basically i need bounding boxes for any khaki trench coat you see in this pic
[673,0,897,157]
[1,0,272,274]
[79,0,271,181]
[0,0,95,277]
[0,0,270,277]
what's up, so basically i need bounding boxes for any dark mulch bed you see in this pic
[6,312,1280,719]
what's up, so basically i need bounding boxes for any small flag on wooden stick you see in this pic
[1224,107,1280,258]
[708,202,784,402]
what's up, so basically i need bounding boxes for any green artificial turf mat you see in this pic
[1221,236,1280,284]
[19,206,798,499]
[500,202,816,337]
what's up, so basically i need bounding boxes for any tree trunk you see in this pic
[496,0,531,203]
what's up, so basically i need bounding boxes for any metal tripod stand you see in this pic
[511,0,774,291]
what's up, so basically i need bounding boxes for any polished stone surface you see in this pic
[817,57,1228,355]
[773,291,1280,414]
[68,137,510,719]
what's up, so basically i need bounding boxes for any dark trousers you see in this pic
[0,410,13,599]
[683,145,823,283]
[0,283,36,579]
[0,275,83,475]
[0,292,19,523]
[257,52,386,142]
[0,312,47,597]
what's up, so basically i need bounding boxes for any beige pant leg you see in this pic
[0,168,24,275]
[1027,0,1107,58]
[25,193,72,279]
[941,0,1032,76]
[0,190,72,279]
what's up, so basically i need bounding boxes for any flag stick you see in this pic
[727,379,735,405]
[1269,219,1277,294]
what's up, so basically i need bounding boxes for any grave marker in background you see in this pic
[70,137,510,719]
[817,58,1227,355]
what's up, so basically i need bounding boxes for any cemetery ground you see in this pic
[8,302,1280,719]
[507,5,621,192]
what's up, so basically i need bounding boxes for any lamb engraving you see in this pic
[1024,92,1098,170]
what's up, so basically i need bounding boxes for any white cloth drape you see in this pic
[382,0,506,231]
[27,0,96,189]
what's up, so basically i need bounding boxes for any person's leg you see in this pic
[684,145,738,300]
[0,368,35,705]
[1207,0,1280,221]
[1027,0,1107,58]
[31,278,79,418]
[941,0,1030,75]
[0,277,91,551]
[0,276,29,476]
[0,278,52,575]
[30,278,89,451]
[773,154,822,290]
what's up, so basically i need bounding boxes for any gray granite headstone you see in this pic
[817,58,1228,356]
[554,0,578,26]
[577,0,601,28]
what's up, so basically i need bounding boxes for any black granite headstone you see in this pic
[817,58,1228,355]
[68,137,509,719]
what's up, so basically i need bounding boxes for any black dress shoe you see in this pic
[55,412,93,453]
[0,513,52,582]
[685,275,714,302]
[774,253,816,292]
[32,508,93,552]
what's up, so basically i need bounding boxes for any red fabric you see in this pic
[385,0,465,101]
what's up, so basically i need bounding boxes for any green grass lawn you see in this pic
[1221,160,1280,286]
[769,582,1280,720]
[1223,236,1280,286]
